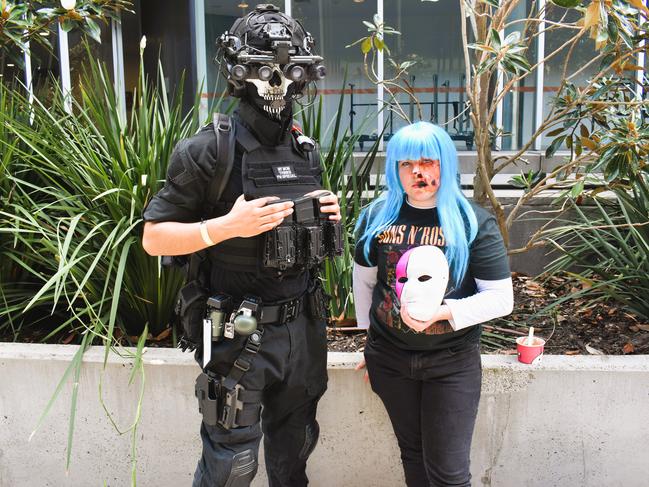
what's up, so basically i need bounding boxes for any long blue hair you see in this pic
[356,121,478,285]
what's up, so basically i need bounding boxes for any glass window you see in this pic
[68,22,114,100]
[0,44,25,91]
[292,0,377,149]
[500,0,536,151]
[30,26,60,103]
[121,1,143,112]
[384,0,472,150]
[541,4,599,149]
[141,0,194,112]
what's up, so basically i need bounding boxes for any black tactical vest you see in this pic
[207,120,323,276]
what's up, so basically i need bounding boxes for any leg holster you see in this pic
[195,373,263,429]
[195,328,265,430]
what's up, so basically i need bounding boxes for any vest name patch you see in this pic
[272,165,299,181]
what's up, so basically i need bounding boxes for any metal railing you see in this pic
[348,74,475,151]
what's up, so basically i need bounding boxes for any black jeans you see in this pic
[192,312,328,487]
[364,330,482,487]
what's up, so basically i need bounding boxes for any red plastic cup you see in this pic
[516,336,546,364]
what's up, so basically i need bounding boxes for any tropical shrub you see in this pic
[0,51,198,343]
[543,176,649,320]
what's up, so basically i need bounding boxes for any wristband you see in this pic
[199,220,216,247]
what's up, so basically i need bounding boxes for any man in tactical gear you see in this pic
[141,4,341,486]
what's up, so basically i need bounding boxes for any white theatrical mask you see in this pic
[395,245,449,322]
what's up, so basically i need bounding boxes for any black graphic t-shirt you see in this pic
[354,200,510,351]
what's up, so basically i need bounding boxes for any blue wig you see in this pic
[356,121,478,285]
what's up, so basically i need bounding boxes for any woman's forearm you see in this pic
[444,277,514,331]
[352,262,378,329]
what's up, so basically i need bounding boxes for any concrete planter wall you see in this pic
[1,343,648,487]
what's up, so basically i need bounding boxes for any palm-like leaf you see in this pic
[0,53,199,342]
[543,177,649,319]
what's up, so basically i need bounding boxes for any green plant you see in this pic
[0,0,131,68]
[1,49,196,343]
[0,79,57,339]
[297,83,383,321]
[0,44,203,478]
[543,177,649,320]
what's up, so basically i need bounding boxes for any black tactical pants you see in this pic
[192,311,328,487]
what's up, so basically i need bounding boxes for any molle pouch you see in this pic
[177,280,208,352]
[264,225,297,270]
[307,279,331,321]
[304,225,326,266]
[323,220,344,257]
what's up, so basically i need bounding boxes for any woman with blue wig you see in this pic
[353,122,513,486]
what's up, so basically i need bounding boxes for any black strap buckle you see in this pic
[244,330,263,354]
[233,358,251,372]
[216,114,231,133]
[279,299,300,323]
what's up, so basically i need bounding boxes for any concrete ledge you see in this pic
[1,343,648,486]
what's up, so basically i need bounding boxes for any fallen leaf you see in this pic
[585,343,604,355]
[62,333,76,345]
[629,325,639,332]
[623,342,635,354]
[152,327,171,342]
[565,350,581,355]
[636,324,649,332]
[524,280,543,291]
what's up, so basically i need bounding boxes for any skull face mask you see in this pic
[395,246,449,322]
[246,64,294,119]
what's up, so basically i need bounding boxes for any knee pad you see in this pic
[224,449,258,487]
[298,421,320,460]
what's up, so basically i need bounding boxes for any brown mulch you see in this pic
[3,274,647,355]
[327,273,649,355]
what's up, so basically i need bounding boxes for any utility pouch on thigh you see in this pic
[177,280,208,352]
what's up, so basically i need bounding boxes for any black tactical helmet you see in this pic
[216,4,325,100]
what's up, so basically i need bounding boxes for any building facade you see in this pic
[11,0,645,154]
